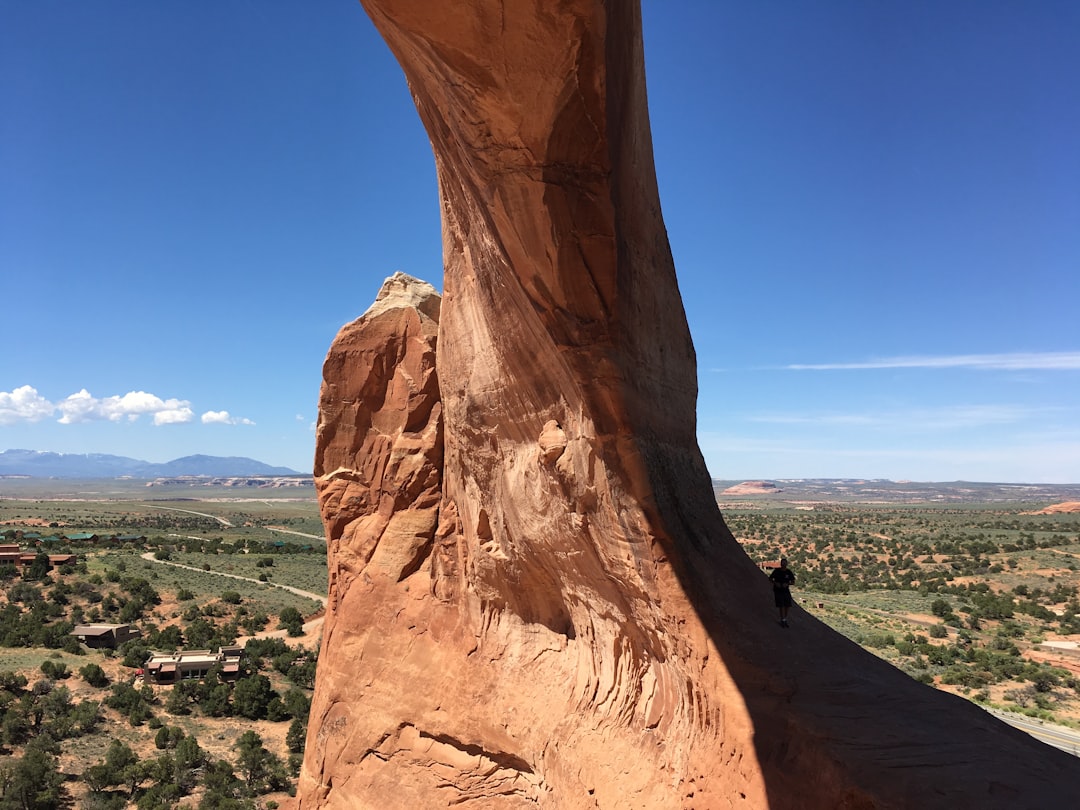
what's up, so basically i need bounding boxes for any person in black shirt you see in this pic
[768,557,796,627]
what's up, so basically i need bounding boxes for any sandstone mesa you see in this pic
[297,2,1080,808]
[721,481,781,496]
[1036,501,1080,514]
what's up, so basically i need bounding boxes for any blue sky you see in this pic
[2,1,1078,483]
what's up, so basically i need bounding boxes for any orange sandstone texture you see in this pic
[299,2,1080,808]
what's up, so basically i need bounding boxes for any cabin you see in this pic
[64,532,99,543]
[71,623,143,649]
[142,646,243,685]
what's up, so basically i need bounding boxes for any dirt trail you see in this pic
[139,551,326,645]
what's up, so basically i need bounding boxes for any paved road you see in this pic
[986,707,1080,757]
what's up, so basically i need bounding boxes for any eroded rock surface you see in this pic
[314,271,442,601]
[299,3,1080,808]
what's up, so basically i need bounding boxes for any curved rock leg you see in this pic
[299,3,1080,808]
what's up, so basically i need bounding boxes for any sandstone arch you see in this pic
[298,3,1080,807]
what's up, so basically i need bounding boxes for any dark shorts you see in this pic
[773,587,792,608]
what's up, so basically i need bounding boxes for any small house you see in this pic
[71,623,142,649]
[64,532,99,543]
[142,646,243,685]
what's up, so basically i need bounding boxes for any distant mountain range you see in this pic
[0,449,303,479]
[713,477,1080,504]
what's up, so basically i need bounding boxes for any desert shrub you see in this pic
[154,724,185,750]
[278,607,304,637]
[39,660,69,680]
[79,663,109,688]
[861,631,894,649]
[121,641,151,668]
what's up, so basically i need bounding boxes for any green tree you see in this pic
[286,718,307,754]
[23,553,52,582]
[174,735,207,793]
[277,607,304,637]
[2,736,65,809]
[38,660,68,680]
[136,780,182,810]
[121,641,151,669]
[232,675,275,721]
[0,704,31,749]
[155,725,185,750]
[232,730,287,794]
[104,739,139,786]
[200,759,246,808]
[165,681,195,716]
[80,662,109,688]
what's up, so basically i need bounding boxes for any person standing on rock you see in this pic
[769,558,796,627]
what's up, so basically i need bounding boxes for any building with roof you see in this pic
[142,646,243,685]
[64,532,99,543]
[72,623,142,649]
[0,545,75,573]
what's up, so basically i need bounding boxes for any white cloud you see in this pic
[786,351,1080,371]
[0,386,56,425]
[54,390,98,424]
[1,385,265,429]
[56,390,194,425]
[201,410,255,426]
[154,405,196,425]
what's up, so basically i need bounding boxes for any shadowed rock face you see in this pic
[299,2,1080,808]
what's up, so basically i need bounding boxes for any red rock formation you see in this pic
[1035,501,1080,514]
[299,2,1080,808]
[313,271,442,606]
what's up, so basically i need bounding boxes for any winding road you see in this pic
[986,708,1080,757]
[139,551,327,643]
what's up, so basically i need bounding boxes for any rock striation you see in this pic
[299,2,1080,808]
